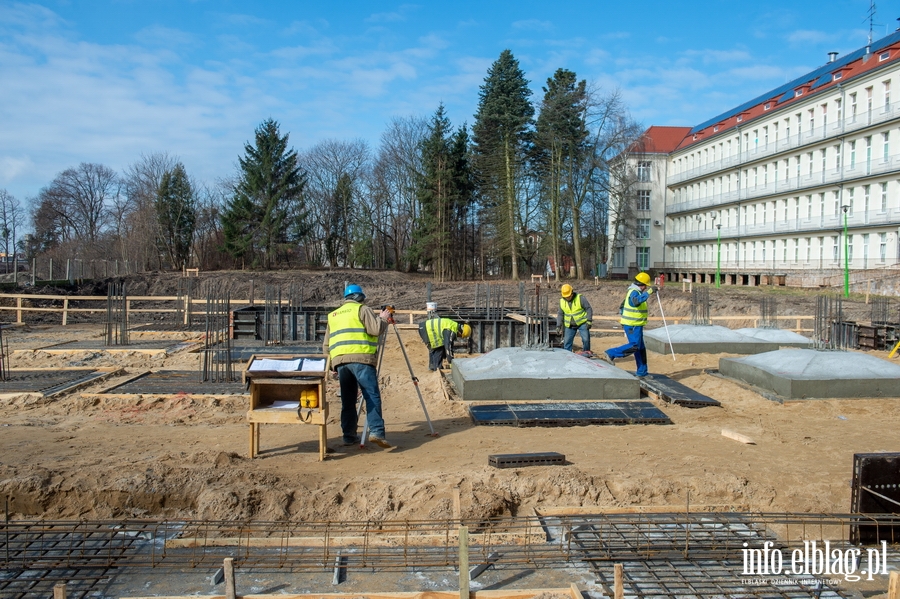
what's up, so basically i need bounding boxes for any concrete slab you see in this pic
[719,349,900,401]
[450,347,640,401]
[734,328,812,348]
[645,324,780,355]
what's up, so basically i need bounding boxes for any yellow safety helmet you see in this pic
[460,323,471,338]
[560,284,574,299]
[635,272,652,285]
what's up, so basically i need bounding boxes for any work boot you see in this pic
[600,352,615,365]
[342,436,360,446]
[368,436,392,449]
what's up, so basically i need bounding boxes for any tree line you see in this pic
[5,50,645,281]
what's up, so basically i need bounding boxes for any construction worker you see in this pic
[323,284,394,448]
[555,284,593,353]
[604,272,658,377]
[419,316,472,371]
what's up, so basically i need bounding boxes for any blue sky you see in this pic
[0,0,889,203]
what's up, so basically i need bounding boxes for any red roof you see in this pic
[632,126,692,154]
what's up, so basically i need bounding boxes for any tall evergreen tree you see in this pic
[222,119,306,268]
[155,163,196,269]
[471,49,534,279]
[534,68,588,280]
[414,104,474,280]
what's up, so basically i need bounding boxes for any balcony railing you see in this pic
[668,103,900,186]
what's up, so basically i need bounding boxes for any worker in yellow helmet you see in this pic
[323,284,394,448]
[603,272,658,377]
[555,283,593,353]
[418,312,472,371]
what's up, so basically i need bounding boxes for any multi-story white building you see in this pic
[611,31,900,290]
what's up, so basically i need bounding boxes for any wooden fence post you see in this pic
[224,557,236,599]
[62,298,68,326]
[16,297,22,324]
[888,570,898,599]
[458,525,469,599]
[614,563,624,599]
[53,583,66,599]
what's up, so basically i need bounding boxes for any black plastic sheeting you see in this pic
[469,401,671,427]
[639,373,721,408]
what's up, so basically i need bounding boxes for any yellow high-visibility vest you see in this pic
[426,317,457,349]
[619,285,648,327]
[559,294,588,327]
[327,302,378,359]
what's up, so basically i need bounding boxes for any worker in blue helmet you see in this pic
[323,284,394,449]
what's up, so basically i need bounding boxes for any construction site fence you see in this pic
[0,293,819,331]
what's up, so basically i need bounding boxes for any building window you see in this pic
[847,235,854,263]
[832,235,839,262]
[808,108,815,132]
[884,80,891,110]
[613,247,626,268]
[637,219,651,239]
[807,195,813,218]
[836,98,843,121]
[880,232,887,261]
[835,144,842,170]
[794,197,800,221]
[880,51,890,62]
[793,239,799,263]
[883,132,890,161]
[807,152,814,176]
[864,185,870,214]
[764,102,771,110]
[848,188,855,215]
[833,73,843,81]
[881,182,888,210]
[850,93,858,118]
[637,161,651,182]
[850,141,857,167]
[805,237,811,263]
[637,190,651,211]
[863,233,870,268]
[636,247,650,269]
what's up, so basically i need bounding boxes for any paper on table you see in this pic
[300,358,326,372]
[268,400,300,410]
[248,358,303,372]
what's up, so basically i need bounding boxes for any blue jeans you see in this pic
[607,325,648,376]
[563,324,591,352]
[337,362,385,440]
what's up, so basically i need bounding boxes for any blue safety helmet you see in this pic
[344,284,365,300]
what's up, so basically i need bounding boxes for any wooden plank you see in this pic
[721,429,756,445]
[535,505,737,516]
[124,591,578,599]
[166,531,544,549]
[888,570,899,599]
[459,526,469,599]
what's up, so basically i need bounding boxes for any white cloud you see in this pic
[511,19,554,32]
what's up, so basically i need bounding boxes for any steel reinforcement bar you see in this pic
[2,512,898,574]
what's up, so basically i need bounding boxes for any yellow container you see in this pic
[300,388,318,409]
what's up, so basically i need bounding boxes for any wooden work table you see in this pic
[243,354,329,461]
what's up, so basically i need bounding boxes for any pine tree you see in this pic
[155,163,196,269]
[535,68,588,280]
[222,119,306,268]
[414,105,474,280]
[472,49,534,279]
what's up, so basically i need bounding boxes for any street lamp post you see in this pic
[841,205,850,297]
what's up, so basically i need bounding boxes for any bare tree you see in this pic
[300,139,370,267]
[122,153,178,270]
[364,116,427,271]
[34,163,120,250]
[0,189,25,272]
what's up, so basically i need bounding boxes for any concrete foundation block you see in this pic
[450,347,640,401]
[719,349,900,401]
